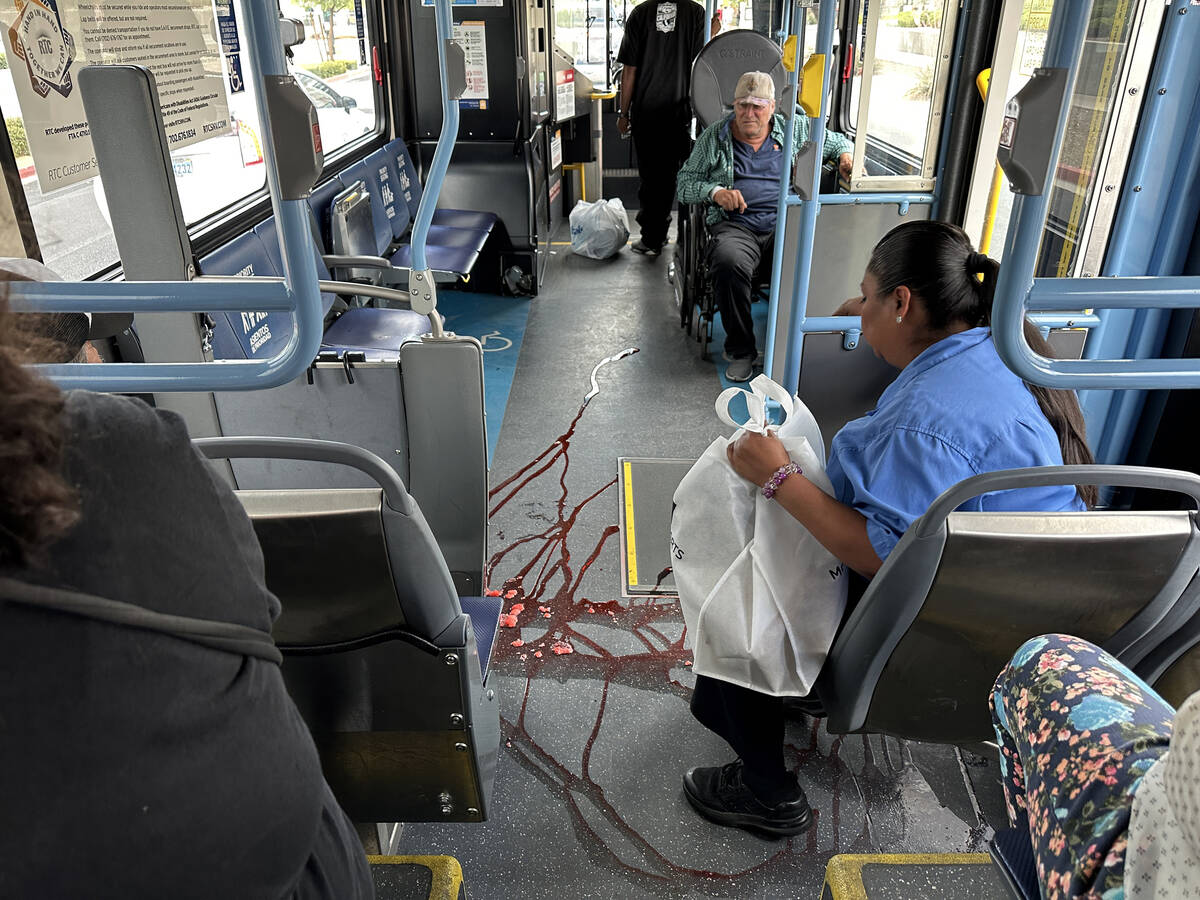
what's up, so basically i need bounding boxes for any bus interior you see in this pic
[3,0,1200,896]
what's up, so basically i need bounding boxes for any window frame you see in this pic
[0,0,389,281]
[845,0,961,193]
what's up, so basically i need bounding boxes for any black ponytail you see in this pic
[867,220,1097,507]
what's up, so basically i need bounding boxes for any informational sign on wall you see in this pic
[453,19,488,109]
[3,0,232,193]
[554,66,574,122]
[549,128,562,170]
[353,0,366,66]
[213,0,242,94]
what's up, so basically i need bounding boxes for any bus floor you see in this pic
[394,222,1010,899]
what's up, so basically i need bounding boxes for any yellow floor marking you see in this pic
[823,853,994,900]
[623,460,639,586]
[368,855,464,899]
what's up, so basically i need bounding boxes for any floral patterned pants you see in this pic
[990,634,1175,900]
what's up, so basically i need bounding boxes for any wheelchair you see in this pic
[667,29,842,361]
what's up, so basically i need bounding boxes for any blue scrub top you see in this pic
[826,327,1086,561]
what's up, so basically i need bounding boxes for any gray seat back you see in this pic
[690,30,790,130]
[197,437,498,823]
[823,466,1200,744]
[212,349,488,597]
[197,437,462,642]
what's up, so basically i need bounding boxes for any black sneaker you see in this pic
[631,240,662,257]
[683,760,814,837]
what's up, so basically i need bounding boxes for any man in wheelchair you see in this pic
[676,72,852,381]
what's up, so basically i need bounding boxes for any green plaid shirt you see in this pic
[676,113,853,225]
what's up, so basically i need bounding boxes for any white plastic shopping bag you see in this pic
[670,374,848,696]
[569,198,630,259]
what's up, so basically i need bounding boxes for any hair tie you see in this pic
[966,251,990,274]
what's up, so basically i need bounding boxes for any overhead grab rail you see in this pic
[405,0,466,338]
[7,0,324,393]
[991,0,1200,389]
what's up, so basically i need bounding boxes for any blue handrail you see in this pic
[764,0,838,387]
[763,0,804,379]
[990,0,1200,389]
[7,0,324,393]
[409,0,459,275]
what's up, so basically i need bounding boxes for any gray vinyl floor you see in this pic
[394,221,1008,899]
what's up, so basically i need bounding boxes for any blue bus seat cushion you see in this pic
[387,139,497,235]
[390,242,479,276]
[433,208,498,233]
[322,307,431,350]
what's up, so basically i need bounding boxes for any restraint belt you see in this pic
[0,576,283,665]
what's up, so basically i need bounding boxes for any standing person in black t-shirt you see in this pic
[616,0,714,256]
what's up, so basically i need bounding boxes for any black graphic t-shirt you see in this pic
[617,0,705,122]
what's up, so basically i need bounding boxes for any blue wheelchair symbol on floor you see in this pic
[481,331,512,352]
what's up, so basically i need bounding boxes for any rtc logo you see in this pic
[8,0,76,99]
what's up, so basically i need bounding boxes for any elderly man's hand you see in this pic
[714,188,748,213]
[838,152,853,178]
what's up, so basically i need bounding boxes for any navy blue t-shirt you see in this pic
[728,135,784,234]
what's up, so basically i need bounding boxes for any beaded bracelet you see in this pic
[761,462,801,500]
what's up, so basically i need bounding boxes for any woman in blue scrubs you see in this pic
[684,219,1096,837]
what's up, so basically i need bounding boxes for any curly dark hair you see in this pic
[0,286,80,567]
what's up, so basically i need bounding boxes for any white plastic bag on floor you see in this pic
[670,375,848,697]
[569,198,630,259]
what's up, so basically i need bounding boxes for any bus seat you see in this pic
[321,307,432,356]
[342,157,490,262]
[362,147,492,253]
[820,466,1200,744]
[390,140,499,234]
[253,217,341,319]
[340,161,397,259]
[197,436,500,824]
[210,347,488,598]
[308,177,344,250]
[1125,573,1200,707]
[332,179,482,281]
[201,224,431,361]
[197,232,295,361]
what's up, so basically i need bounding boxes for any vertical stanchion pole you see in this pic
[763,0,802,378]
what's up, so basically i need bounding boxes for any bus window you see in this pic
[980,0,1156,271]
[1036,0,1148,278]
[845,0,958,188]
[0,0,379,280]
[554,0,613,85]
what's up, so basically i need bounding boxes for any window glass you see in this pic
[555,0,611,85]
[986,0,1139,270]
[1,0,378,280]
[1036,0,1136,276]
[861,3,945,164]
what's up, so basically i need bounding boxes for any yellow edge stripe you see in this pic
[368,855,464,899]
[623,460,638,586]
[823,853,993,900]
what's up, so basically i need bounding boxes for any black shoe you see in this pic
[631,240,662,257]
[683,760,814,837]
